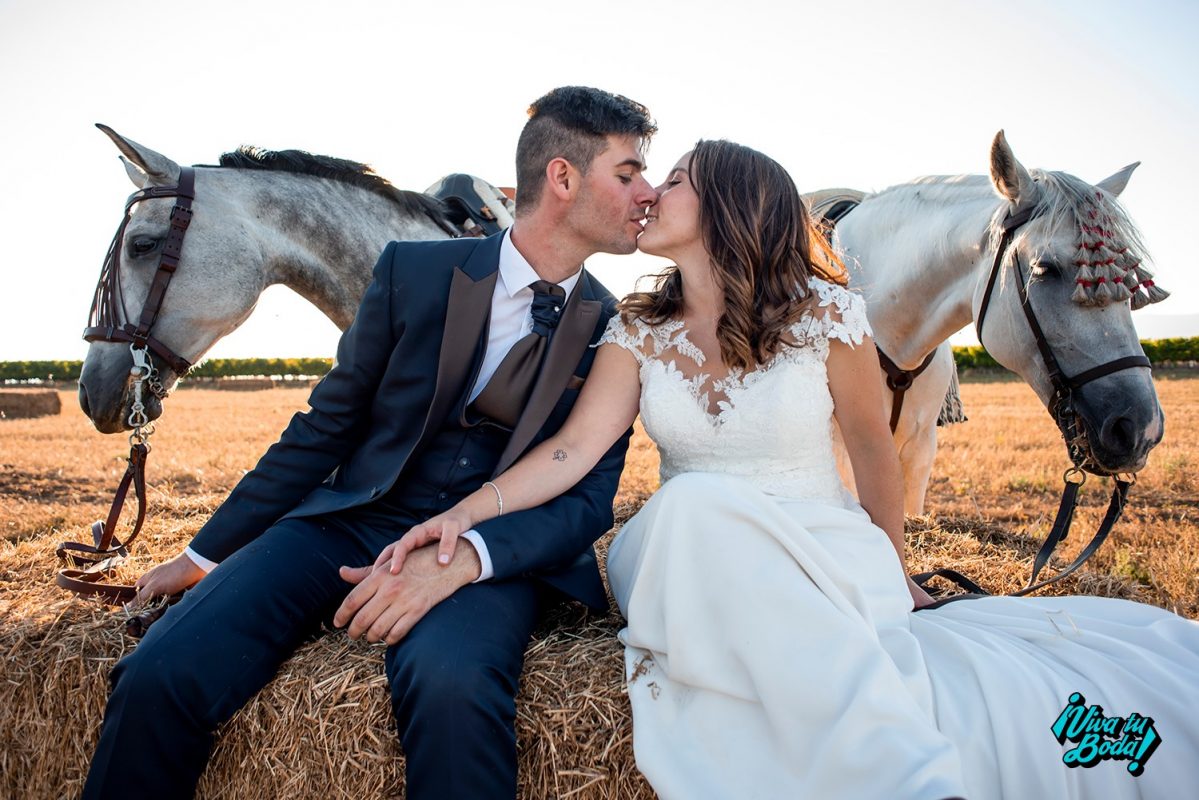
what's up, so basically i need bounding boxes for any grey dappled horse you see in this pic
[78,126,513,433]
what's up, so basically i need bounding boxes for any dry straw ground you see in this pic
[1,376,1195,798]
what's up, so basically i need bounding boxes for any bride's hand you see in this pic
[906,576,936,610]
[380,508,474,574]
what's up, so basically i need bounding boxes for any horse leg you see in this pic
[891,346,956,516]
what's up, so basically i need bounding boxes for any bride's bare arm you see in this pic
[384,341,642,572]
[827,335,933,608]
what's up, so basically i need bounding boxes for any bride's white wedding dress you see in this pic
[600,279,1199,800]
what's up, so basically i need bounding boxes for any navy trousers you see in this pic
[82,511,547,799]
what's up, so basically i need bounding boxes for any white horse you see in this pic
[78,126,513,433]
[827,131,1167,513]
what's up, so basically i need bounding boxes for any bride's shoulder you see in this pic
[600,311,694,363]
[599,312,655,357]
[793,278,872,347]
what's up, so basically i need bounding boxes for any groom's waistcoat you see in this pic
[379,395,510,519]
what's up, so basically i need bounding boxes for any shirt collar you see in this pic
[498,228,583,300]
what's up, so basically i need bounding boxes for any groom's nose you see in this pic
[634,175,659,207]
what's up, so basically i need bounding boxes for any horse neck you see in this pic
[217,170,449,330]
[841,177,1000,366]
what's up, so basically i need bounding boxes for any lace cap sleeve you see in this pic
[598,314,650,364]
[802,279,873,347]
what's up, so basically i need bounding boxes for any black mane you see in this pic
[216,146,453,229]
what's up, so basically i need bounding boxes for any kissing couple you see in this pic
[85,86,1199,799]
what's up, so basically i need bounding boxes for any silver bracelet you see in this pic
[483,481,503,516]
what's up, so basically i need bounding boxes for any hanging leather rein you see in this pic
[57,168,198,608]
[914,204,1148,601]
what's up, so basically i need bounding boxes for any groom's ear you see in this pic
[545,157,577,202]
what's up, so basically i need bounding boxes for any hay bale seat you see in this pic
[0,389,62,420]
[0,526,653,799]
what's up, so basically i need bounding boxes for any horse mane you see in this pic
[216,146,453,228]
[872,172,1151,266]
[1016,169,1152,264]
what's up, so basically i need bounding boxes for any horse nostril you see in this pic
[78,385,92,418]
[1102,416,1137,454]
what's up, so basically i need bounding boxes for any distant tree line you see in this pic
[3,340,1198,381]
[0,357,335,382]
[954,338,1199,370]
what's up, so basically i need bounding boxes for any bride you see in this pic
[382,140,1199,799]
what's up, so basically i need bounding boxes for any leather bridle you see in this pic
[914,203,1152,602]
[814,193,1150,600]
[974,203,1151,474]
[58,168,199,612]
[83,167,197,378]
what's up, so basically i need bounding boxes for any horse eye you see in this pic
[1030,259,1057,277]
[128,236,160,257]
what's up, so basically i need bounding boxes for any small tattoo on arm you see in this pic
[552,449,568,462]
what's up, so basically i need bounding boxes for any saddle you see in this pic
[429,174,514,237]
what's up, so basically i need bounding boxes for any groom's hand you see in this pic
[334,543,481,645]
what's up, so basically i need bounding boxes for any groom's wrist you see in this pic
[460,530,494,582]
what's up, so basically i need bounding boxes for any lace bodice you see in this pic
[600,278,871,503]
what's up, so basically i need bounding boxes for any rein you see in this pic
[57,168,199,607]
[915,204,1148,602]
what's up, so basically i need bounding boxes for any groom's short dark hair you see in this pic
[515,86,656,212]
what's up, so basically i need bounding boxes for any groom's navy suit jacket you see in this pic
[189,232,629,609]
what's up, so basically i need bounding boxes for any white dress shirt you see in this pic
[186,229,582,583]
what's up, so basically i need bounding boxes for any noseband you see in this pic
[974,204,1152,474]
[83,167,197,378]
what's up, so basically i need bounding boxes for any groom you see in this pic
[83,86,658,799]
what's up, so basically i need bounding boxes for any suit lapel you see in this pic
[415,239,500,451]
[495,271,602,475]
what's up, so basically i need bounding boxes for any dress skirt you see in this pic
[606,472,1199,800]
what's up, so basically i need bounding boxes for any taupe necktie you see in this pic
[468,280,567,429]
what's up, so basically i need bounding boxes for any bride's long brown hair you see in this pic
[620,140,847,371]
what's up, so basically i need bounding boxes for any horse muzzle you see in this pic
[1069,373,1164,475]
[78,343,166,433]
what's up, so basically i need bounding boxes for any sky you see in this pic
[1,0,1196,361]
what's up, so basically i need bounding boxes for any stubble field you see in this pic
[0,375,1195,797]
[3,376,1195,615]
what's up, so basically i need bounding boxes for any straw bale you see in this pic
[0,524,653,799]
[0,389,62,419]
[0,512,1146,800]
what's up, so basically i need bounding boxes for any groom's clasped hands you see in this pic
[333,509,476,645]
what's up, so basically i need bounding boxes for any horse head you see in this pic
[79,127,477,434]
[976,131,1166,474]
[78,126,274,433]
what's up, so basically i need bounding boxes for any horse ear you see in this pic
[118,155,149,189]
[1095,162,1140,197]
[989,130,1036,209]
[96,124,181,186]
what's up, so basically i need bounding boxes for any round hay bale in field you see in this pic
[272,376,319,389]
[0,389,62,419]
[212,377,276,391]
